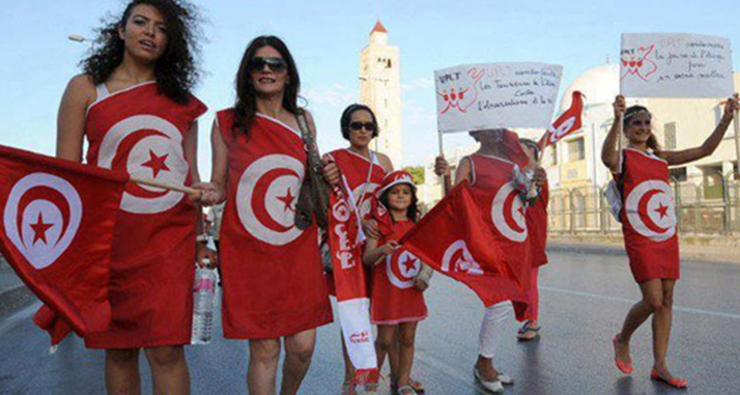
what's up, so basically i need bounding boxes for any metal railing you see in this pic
[548,171,740,235]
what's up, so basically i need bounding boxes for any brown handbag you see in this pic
[294,110,330,230]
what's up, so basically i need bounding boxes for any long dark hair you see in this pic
[340,103,379,140]
[379,185,420,223]
[623,105,661,152]
[82,0,202,104]
[233,35,301,136]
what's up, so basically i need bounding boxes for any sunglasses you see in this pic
[349,122,376,132]
[248,57,288,72]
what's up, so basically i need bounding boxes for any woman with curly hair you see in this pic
[56,1,211,394]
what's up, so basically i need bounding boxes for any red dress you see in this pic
[217,110,333,339]
[526,181,549,268]
[620,148,679,283]
[325,149,387,295]
[84,82,206,348]
[370,220,428,325]
[468,154,531,318]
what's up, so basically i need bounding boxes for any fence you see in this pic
[548,171,740,235]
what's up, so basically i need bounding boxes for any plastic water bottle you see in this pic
[191,261,217,345]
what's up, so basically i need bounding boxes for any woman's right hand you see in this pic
[382,240,399,256]
[434,156,450,177]
[192,182,222,206]
[363,219,382,240]
[613,95,626,118]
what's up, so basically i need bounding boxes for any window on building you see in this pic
[387,59,392,68]
[550,144,558,165]
[567,138,585,163]
[664,122,677,150]
[669,167,687,182]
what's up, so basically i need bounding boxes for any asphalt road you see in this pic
[1,249,739,395]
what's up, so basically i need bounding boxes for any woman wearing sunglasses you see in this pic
[195,35,337,395]
[325,104,391,394]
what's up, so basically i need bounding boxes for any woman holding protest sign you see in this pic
[55,1,211,394]
[435,129,545,393]
[603,94,738,389]
[195,35,339,395]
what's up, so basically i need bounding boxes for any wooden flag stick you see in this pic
[617,113,625,174]
[734,108,740,176]
[438,129,452,196]
[130,176,202,197]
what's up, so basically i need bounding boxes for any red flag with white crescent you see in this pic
[0,145,127,344]
[538,91,584,150]
[399,181,527,311]
[328,178,377,379]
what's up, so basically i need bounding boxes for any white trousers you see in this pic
[478,301,513,360]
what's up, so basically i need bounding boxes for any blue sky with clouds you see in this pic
[2,0,740,175]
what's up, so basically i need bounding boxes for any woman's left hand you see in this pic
[196,241,218,268]
[722,93,740,122]
[321,155,341,187]
[534,166,547,189]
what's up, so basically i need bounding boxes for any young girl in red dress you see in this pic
[603,94,738,389]
[363,171,431,395]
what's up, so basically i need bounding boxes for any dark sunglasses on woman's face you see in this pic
[248,57,288,72]
[349,122,376,132]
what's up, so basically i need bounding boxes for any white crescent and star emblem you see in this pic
[3,173,82,270]
[441,240,483,275]
[491,182,528,242]
[625,180,676,242]
[352,182,380,219]
[236,154,305,246]
[386,249,422,289]
[548,116,577,144]
[98,115,188,214]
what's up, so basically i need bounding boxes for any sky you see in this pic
[2,0,740,177]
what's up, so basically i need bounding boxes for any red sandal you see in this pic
[612,335,633,374]
[650,369,688,389]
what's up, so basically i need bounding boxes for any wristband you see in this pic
[196,234,208,242]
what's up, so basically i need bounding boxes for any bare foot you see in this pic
[613,333,632,367]
[474,360,498,382]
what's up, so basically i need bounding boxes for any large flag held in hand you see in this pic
[0,145,127,344]
[328,179,377,380]
[399,181,528,314]
[538,91,584,150]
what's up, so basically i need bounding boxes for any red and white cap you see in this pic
[376,170,416,198]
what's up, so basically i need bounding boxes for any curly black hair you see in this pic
[82,0,202,104]
[233,35,302,137]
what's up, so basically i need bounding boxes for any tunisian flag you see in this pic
[328,178,377,379]
[399,181,527,311]
[538,91,584,150]
[0,145,127,344]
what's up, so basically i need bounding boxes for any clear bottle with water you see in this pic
[191,260,217,345]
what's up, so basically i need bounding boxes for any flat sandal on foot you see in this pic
[612,335,633,374]
[474,367,504,394]
[396,385,418,395]
[651,369,688,389]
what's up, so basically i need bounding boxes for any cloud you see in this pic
[402,77,434,92]
[303,84,358,108]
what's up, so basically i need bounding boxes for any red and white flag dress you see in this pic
[83,82,206,348]
[468,153,531,319]
[325,148,387,295]
[216,109,332,339]
[620,148,679,283]
[370,219,428,325]
[526,181,549,268]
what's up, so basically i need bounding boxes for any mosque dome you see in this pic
[560,64,619,111]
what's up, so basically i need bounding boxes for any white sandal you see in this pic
[474,367,504,393]
[396,385,418,395]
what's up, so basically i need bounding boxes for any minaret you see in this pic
[359,20,403,166]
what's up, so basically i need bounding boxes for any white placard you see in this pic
[620,33,734,98]
[434,62,563,133]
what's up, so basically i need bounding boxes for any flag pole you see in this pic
[734,107,740,176]
[130,176,202,197]
[438,129,451,196]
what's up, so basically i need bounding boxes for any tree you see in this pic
[404,166,425,185]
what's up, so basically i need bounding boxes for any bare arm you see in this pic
[378,152,394,172]
[601,95,625,173]
[194,119,229,206]
[453,157,472,187]
[659,95,739,166]
[57,74,95,162]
